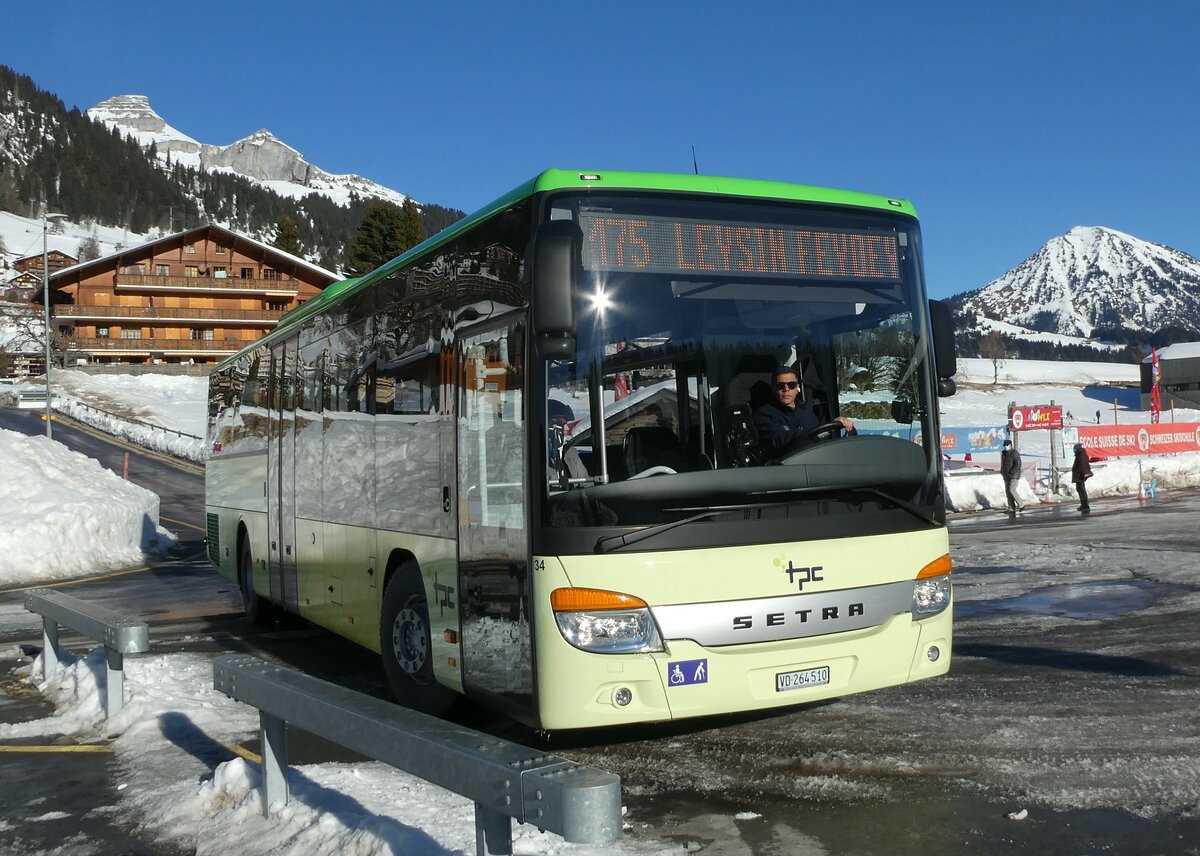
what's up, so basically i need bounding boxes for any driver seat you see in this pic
[723,356,776,467]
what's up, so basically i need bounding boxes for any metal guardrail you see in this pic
[213,654,622,854]
[24,589,150,717]
[68,400,203,441]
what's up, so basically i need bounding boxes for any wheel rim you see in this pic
[391,605,430,677]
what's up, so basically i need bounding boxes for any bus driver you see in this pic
[753,365,856,455]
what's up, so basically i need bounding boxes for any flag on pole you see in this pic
[614,342,630,400]
[1150,347,1161,424]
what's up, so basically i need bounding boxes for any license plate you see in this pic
[775,666,830,692]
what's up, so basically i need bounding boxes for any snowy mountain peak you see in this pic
[957,226,1200,338]
[87,96,406,208]
[88,95,201,159]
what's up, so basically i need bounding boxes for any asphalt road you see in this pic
[1,408,1197,854]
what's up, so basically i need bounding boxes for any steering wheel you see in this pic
[797,421,848,442]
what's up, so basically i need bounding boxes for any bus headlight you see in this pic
[912,554,952,617]
[551,588,664,654]
[912,575,951,615]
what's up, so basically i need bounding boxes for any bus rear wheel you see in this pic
[380,569,454,715]
[238,538,273,626]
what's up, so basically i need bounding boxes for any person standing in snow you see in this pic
[1072,443,1093,513]
[1001,439,1023,516]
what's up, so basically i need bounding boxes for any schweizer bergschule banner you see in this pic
[1075,423,1200,457]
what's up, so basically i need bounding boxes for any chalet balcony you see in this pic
[113,273,300,296]
[69,336,247,354]
[55,304,285,325]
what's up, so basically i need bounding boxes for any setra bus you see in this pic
[205,169,958,730]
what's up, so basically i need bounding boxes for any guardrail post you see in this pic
[260,710,289,817]
[474,803,513,856]
[105,648,125,717]
[24,589,150,721]
[41,617,59,678]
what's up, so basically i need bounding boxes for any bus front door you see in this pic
[455,321,532,709]
[267,338,299,612]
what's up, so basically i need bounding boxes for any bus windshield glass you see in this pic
[539,192,941,545]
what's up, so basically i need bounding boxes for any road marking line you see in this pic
[227,743,262,764]
[0,566,152,595]
[0,744,112,753]
[161,514,205,533]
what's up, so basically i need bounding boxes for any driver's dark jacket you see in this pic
[753,399,822,452]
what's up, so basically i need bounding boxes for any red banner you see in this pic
[1076,423,1200,457]
[1009,405,1063,431]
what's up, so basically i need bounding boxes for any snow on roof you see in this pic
[1143,341,1200,361]
[49,223,337,286]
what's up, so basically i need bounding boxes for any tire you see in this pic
[238,537,273,626]
[380,566,455,715]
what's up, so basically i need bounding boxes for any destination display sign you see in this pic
[578,211,901,281]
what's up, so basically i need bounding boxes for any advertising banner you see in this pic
[938,426,1009,454]
[1075,423,1200,457]
[1009,405,1063,431]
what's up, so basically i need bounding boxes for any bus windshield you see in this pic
[538,192,941,547]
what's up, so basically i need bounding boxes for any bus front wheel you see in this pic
[380,569,454,715]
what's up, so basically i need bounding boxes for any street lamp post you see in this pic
[42,212,66,439]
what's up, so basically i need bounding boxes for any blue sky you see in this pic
[5,1,1198,299]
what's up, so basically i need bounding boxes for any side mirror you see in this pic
[928,299,957,396]
[532,220,580,357]
[890,399,914,424]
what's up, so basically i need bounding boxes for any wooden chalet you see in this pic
[3,271,41,302]
[45,224,339,365]
[15,249,79,275]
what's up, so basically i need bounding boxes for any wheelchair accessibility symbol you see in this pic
[667,658,708,687]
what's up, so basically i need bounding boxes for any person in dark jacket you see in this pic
[1000,439,1023,515]
[1072,443,1093,512]
[753,366,854,456]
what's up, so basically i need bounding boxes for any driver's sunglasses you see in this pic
[775,381,800,390]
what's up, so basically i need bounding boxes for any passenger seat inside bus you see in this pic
[623,426,693,477]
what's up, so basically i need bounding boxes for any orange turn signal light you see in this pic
[550,588,648,612]
[916,554,952,579]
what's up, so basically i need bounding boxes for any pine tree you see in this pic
[347,200,409,276]
[397,197,426,253]
[78,234,101,261]
[272,216,302,255]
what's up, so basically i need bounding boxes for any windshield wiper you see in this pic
[839,486,939,527]
[594,502,791,553]
[594,488,938,554]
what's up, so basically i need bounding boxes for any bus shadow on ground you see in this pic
[954,642,1186,677]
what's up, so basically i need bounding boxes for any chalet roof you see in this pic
[15,249,78,265]
[45,223,338,290]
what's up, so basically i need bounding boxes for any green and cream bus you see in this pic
[205,169,958,730]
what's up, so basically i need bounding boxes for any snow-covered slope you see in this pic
[87,95,407,208]
[957,226,1200,337]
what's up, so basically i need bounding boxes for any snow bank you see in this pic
[0,428,175,582]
